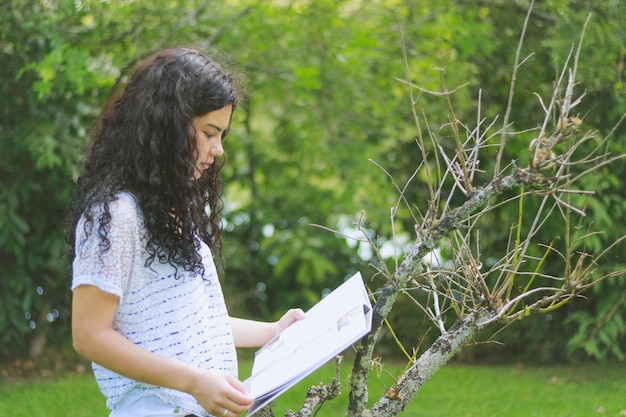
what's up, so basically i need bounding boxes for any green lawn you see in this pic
[2,359,625,417]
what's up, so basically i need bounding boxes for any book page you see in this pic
[244,272,372,415]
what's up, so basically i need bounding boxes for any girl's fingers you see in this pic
[225,374,252,396]
[221,384,254,415]
[279,308,305,330]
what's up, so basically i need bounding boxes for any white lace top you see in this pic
[72,192,237,417]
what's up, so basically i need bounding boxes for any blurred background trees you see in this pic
[1,0,624,364]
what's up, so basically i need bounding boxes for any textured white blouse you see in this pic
[72,192,237,417]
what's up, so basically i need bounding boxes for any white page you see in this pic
[244,272,372,415]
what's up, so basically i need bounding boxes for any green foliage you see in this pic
[0,1,86,357]
[567,282,626,361]
[0,0,245,358]
[0,0,624,363]
[412,0,626,362]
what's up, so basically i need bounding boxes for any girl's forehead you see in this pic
[193,105,233,131]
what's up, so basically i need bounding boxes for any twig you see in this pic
[287,356,343,417]
[496,0,535,173]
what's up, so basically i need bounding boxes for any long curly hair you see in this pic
[66,47,239,277]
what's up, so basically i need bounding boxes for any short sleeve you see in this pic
[71,196,141,302]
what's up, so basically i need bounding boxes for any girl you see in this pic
[66,47,304,417]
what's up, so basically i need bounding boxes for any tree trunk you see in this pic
[350,307,496,417]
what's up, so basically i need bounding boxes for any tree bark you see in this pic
[348,167,550,417]
[369,307,496,416]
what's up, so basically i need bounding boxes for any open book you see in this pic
[243,272,373,416]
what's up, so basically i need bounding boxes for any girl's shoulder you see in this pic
[112,191,140,210]
[101,191,144,232]
[109,191,142,217]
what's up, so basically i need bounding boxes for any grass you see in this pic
[2,358,625,417]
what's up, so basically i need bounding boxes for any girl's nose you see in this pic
[210,141,224,157]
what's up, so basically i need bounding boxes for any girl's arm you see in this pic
[230,309,305,348]
[72,284,254,415]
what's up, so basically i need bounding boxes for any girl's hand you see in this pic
[189,369,254,416]
[229,309,305,348]
[275,308,306,336]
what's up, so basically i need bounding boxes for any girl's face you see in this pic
[191,105,233,179]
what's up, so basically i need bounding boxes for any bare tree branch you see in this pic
[299,8,625,417]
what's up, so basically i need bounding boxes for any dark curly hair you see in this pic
[66,46,239,277]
